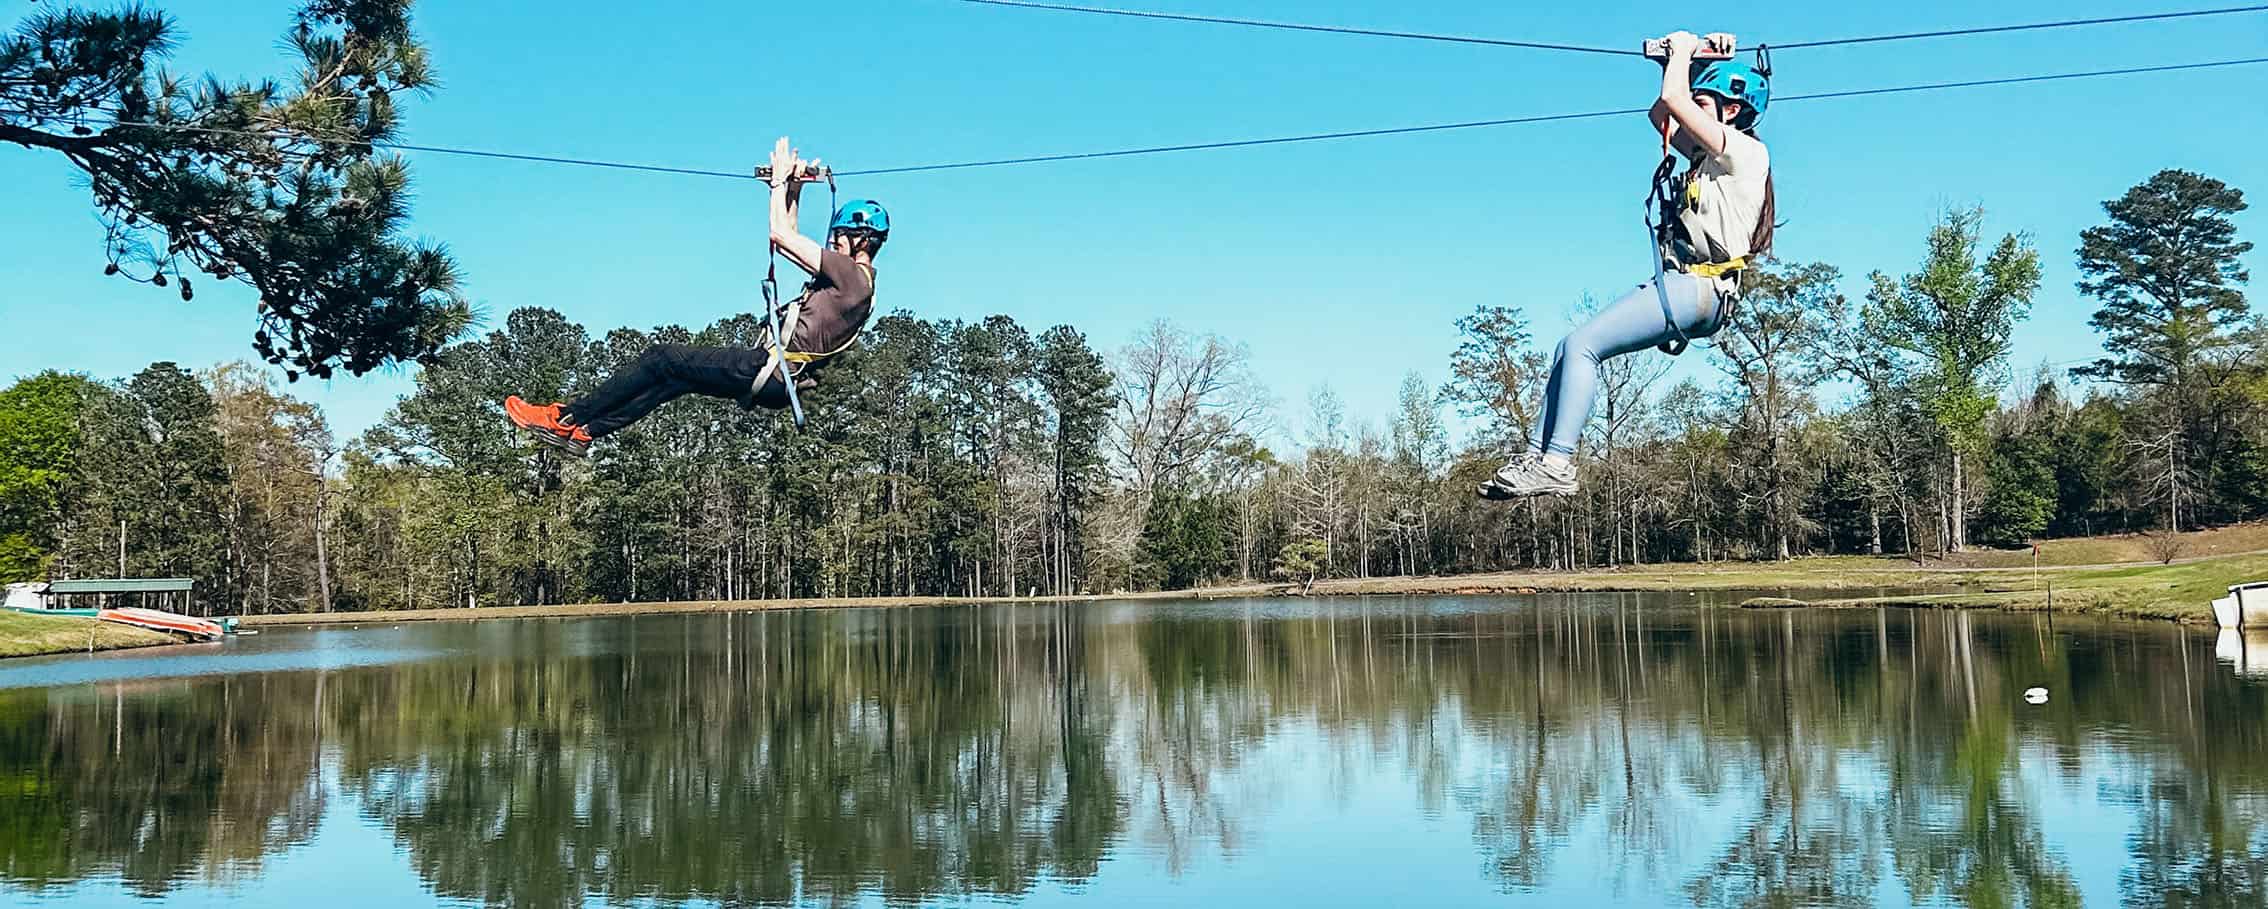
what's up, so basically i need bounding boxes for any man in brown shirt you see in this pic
[505,137,885,457]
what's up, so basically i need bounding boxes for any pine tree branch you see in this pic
[0,120,113,151]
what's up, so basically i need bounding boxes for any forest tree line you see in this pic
[0,169,2254,614]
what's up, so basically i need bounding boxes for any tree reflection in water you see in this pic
[2,598,2264,906]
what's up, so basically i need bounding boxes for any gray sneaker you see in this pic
[1478,453,1578,499]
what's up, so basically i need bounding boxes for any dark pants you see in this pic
[564,344,771,438]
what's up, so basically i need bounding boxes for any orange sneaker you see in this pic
[504,395,593,458]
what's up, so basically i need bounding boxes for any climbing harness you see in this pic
[1643,142,1752,356]
[752,251,872,430]
[751,165,836,429]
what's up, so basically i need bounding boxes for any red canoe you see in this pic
[97,608,225,641]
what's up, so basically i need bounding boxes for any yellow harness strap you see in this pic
[1686,257,1748,279]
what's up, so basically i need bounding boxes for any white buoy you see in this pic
[2023,687,2049,705]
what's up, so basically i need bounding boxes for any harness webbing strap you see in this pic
[753,250,807,426]
[1648,247,1690,356]
[1647,149,1693,356]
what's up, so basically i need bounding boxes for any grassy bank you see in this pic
[1291,558,1935,598]
[1795,552,2268,623]
[0,611,179,658]
[1893,522,2268,569]
[1302,553,2268,624]
[230,564,1970,630]
[232,526,2268,630]
[1270,526,2268,623]
[241,553,2261,629]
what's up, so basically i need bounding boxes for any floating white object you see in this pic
[2232,583,2268,628]
[2023,687,2049,705]
[2214,596,2242,629]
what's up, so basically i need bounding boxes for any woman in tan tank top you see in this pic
[1482,31,1773,500]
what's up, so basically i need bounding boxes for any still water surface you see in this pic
[1,595,2264,907]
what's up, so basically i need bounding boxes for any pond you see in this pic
[1,595,2262,907]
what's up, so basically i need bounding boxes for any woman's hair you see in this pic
[1743,124,1775,258]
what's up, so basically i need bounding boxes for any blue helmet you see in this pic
[830,200,889,240]
[1692,61,1769,126]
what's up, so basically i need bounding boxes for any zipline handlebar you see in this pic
[754,164,834,184]
[1642,34,1736,62]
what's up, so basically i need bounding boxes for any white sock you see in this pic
[1542,453,1573,471]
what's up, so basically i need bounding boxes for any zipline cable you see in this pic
[78,57,2268,180]
[948,1,2268,56]
[947,0,1634,55]
[835,57,2268,175]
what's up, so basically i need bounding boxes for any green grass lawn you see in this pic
[0,611,177,658]
[1312,531,2268,624]
[1781,553,2268,622]
[1919,522,2268,568]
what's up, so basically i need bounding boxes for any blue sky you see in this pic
[4,1,2264,447]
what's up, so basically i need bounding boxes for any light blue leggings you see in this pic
[1532,273,1724,457]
